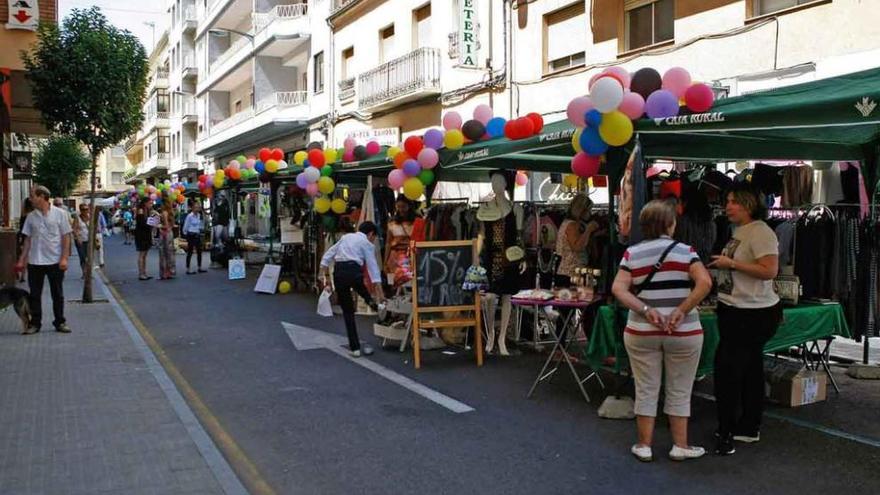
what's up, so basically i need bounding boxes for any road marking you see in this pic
[283,322,475,414]
[101,274,276,495]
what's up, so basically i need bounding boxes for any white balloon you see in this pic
[590,77,625,113]
[304,166,321,183]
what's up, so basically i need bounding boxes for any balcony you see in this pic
[181,97,198,125]
[209,108,255,137]
[182,6,197,32]
[123,167,139,184]
[148,68,170,93]
[253,3,308,34]
[209,34,252,76]
[123,135,140,153]
[358,48,441,112]
[139,152,170,177]
[338,77,355,102]
[197,92,308,156]
[145,110,170,134]
[256,90,308,114]
[182,54,198,79]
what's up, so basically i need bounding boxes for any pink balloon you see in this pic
[662,67,692,98]
[442,111,462,130]
[618,91,646,120]
[684,83,715,112]
[473,104,493,125]
[515,172,528,186]
[365,141,381,155]
[603,66,631,89]
[566,96,594,127]
[228,160,240,170]
[417,148,439,169]
[388,169,406,189]
[343,150,355,162]
[245,159,256,169]
[306,183,319,197]
[571,152,601,178]
[344,137,356,151]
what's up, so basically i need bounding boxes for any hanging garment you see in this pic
[751,163,784,197]
[675,214,716,264]
[794,210,835,299]
[774,220,796,267]
[782,166,814,207]
[481,213,520,295]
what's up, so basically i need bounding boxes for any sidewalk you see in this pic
[0,271,244,495]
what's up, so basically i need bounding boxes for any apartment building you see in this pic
[73,146,130,198]
[167,0,203,183]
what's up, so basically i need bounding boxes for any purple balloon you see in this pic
[423,128,444,150]
[403,159,421,177]
[644,90,680,119]
[296,173,309,189]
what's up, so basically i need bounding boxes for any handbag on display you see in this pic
[773,274,801,305]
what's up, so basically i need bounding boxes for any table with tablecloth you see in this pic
[586,303,851,377]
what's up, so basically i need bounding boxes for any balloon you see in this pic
[684,83,715,112]
[353,145,368,161]
[571,152,601,178]
[303,166,320,183]
[590,77,624,113]
[317,176,335,194]
[215,170,225,179]
[265,160,279,173]
[331,198,347,214]
[386,146,402,158]
[585,109,603,128]
[417,148,439,169]
[278,160,288,170]
[503,120,517,139]
[423,129,444,150]
[314,197,331,214]
[644,89,680,119]
[323,148,338,164]
[518,117,535,138]
[563,174,579,189]
[270,148,283,161]
[198,182,206,190]
[403,159,421,177]
[598,110,634,146]
[662,67,692,98]
[296,173,309,188]
[306,183,319,197]
[236,155,247,165]
[278,281,291,294]
[619,91,646,120]
[444,129,464,149]
[404,136,424,157]
[308,149,325,168]
[259,148,271,162]
[320,165,334,177]
[393,151,411,169]
[344,137,356,151]
[566,96,594,127]
[579,126,609,156]
[473,104,493,125]
[461,119,486,141]
[228,160,240,170]
[442,111,462,130]
[526,112,544,133]
[254,161,265,173]
[515,171,528,186]
[403,177,424,200]
[603,66,631,89]
[388,169,406,189]
[245,158,256,169]
[294,151,308,166]
[631,67,662,100]
[571,128,583,153]
[486,117,506,138]
[365,141,381,156]
[417,169,435,186]
[213,176,224,188]
[343,150,355,162]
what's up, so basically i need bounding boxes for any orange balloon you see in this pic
[393,152,411,169]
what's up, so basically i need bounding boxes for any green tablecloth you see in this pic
[586,303,851,376]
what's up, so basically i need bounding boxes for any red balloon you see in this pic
[503,120,517,139]
[271,148,284,161]
[393,151,411,169]
[259,148,271,162]
[308,149,326,168]
[404,136,423,158]
[526,112,544,133]
[571,152,601,178]
[198,174,207,182]
[684,83,715,113]
[518,117,535,138]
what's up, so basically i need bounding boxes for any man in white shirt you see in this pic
[16,185,73,334]
[320,221,385,357]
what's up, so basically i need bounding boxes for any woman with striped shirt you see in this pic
[612,200,712,462]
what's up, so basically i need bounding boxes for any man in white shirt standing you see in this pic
[16,185,73,334]
[320,221,385,357]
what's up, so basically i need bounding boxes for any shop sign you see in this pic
[458,0,478,68]
[651,112,726,127]
[536,176,576,203]
[11,150,32,179]
[6,0,39,31]
[337,127,400,148]
[538,128,576,144]
[455,148,489,162]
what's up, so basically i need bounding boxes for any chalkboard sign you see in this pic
[414,241,474,308]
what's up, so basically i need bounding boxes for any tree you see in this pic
[22,7,148,302]
[33,136,91,198]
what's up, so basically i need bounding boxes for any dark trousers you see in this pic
[28,263,66,329]
[185,233,202,269]
[333,261,375,351]
[75,241,90,271]
[714,302,782,436]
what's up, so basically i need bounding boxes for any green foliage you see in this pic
[21,7,149,158]
[33,135,91,198]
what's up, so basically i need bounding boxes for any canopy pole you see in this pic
[865,144,880,364]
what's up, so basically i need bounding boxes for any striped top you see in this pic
[619,236,702,337]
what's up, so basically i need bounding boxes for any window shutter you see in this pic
[625,0,656,10]
[546,4,586,62]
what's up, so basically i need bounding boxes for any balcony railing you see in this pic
[181,97,197,118]
[209,108,255,136]
[253,3,308,33]
[338,77,355,101]
[256,91,308,114]
[358,47,441,110]
[155,68,169,79]
[182,54,198,77]
[123,167,138,181]
[123,135,138,151]
[209,35,252,75]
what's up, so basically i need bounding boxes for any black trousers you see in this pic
[185,233,202,268]
[333,261,375,351]
[714,301,782,436]
[28,263,66,329]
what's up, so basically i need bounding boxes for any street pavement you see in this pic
[10,234,879,494]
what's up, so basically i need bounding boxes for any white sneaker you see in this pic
[631,444,653,462]
[669,445,706,461]
[732,433,760,443]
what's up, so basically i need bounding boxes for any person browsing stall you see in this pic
[320,221,385,358]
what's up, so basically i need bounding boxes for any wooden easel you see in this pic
[411,240,483,369]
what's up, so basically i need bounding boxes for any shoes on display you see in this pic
[669,445,706,461]
[630,444,653,462]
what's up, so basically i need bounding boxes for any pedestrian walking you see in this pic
[183,202,207,274]
[15,185,73,334]
[611,200,712,462]
[157,201,176,280]
[95,206,107,267]
[123,208,134,245]
[73,204,94,278]
[319,221,385,357]
[709,183,781,456]
[135,197,154,280]
[16,198,33,283]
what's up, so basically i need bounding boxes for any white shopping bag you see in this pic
[317,289,333,317]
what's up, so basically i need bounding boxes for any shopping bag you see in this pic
[228,258,246,280]
[317,288,333,317]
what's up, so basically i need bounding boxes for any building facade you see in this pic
[74,145,129,198]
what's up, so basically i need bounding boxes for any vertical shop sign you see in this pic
[458,0,478,68]
[6,0,39,31]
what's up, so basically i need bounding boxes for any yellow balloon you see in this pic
[331,198,347,214]
[324,148,338,164]
[294,151,308,166]
[317,176,335,195]
[213,176,225,188]
[215,169,225,178]
[598,111,634,147]
[278,281,291,294]
[444,129,464,150]
[563,174,579,189]
[403,177,425,200]
[314,197,331,214]
[386,146,401,159]
[571,128,583,153]
[265,160,279,173]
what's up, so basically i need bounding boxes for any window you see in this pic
[112,172,124,185]
[544,3,586,74]
[313,51,324,93]
[341,47,354,79]
[752,0,819,16]
[234,99,242,113]
[156,89,170,113]
[380,25,395,63]
[413,3,431,49]
[625,0,674,52]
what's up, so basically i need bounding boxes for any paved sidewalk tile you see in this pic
[0,274,225,495]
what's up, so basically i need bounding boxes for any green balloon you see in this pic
[418,169,435,185]
[320,165,334,177]
[236,155,247,164]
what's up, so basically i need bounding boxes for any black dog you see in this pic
[0,286,31,334]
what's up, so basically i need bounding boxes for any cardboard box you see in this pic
[764,357,827,407]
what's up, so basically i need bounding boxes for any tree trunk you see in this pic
[82,155,98,303]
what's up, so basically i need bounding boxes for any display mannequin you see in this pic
[478,171,520,356]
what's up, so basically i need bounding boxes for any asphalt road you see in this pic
[101,236,880,494]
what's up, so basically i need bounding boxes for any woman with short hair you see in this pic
[134,198,154,281]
